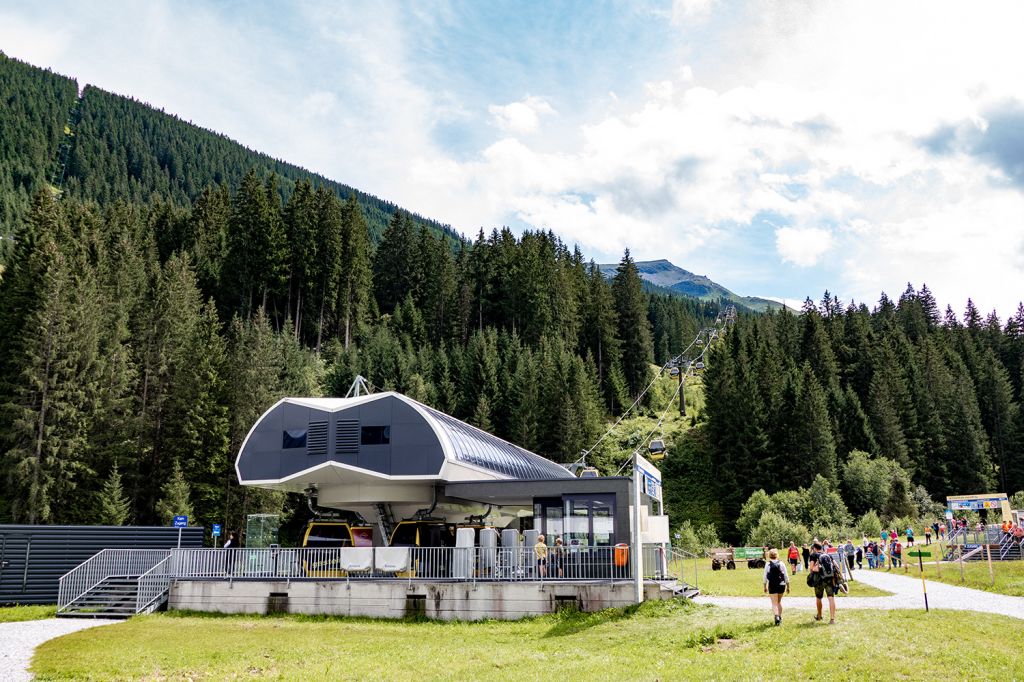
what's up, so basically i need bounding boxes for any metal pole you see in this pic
[918,550,929,612]
[633,452,644,604]
[679,377,686,417]
[934,539,941,578]
[959,545,965,583]
[177,527,182,549]
[985,539,994,587]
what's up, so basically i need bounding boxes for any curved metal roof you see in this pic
[418,403,573,480]
[235,392,572,485]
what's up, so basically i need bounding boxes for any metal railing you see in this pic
[663,547,699,590]
[135,555,173,614]
[57,548,170,613]
[168,545,636,583]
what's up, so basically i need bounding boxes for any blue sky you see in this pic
[2,0,1023,315]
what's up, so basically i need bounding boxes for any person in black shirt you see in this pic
[808,542,837,624]
[801,544,810,571]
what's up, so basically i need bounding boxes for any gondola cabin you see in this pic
[647,439,666,460]
[301,521,374,577]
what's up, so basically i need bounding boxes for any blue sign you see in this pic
[212,523,222,537]
[173,515,188,528]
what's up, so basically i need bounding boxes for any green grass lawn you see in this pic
[901,557,1024,597]
[31,602,1024,680]
[0,604,56,622]
[690,559,891,597]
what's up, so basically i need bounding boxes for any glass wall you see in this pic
[534,495,616,546]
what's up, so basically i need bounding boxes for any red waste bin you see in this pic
[614,543,629,567]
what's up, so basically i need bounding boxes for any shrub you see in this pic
[747,511,810,549]
[673,520,700,554]
[694,523,721,552]
[857,510,882,538]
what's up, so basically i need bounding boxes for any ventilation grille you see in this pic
[336,419,359,455]
[307,421,328,456]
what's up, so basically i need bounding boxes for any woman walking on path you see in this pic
[763,548,790,625]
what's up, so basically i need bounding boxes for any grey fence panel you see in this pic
[0,525,204,605]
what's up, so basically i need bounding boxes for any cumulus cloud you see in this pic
[488,96,556,134]
[411,2,1024,314]
[671,0,718,23]
[8,1,1024,315]
[775,227,833,267]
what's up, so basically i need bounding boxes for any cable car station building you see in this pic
[58,392,689,621]
[235,393,638,548]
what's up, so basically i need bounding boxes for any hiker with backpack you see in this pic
[808,542,838,624]
[763,548,790,625]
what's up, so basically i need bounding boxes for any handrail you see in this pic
[57,549,170,613]
[171,546,634,582]
[136,556,173,614]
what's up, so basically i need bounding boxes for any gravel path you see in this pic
[0,618,120,682]
[694,568,1024,620]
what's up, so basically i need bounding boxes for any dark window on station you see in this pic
[283,429,307,449]
[360,425,391,445]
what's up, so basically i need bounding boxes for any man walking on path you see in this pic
[809,542,837,624]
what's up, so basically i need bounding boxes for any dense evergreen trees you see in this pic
[680,289,1024,539]
[0,168,711,527]
[0,53,77,262]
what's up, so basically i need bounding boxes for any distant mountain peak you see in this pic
[597,259,781,312]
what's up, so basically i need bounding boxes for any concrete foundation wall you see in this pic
[169,580,668,621]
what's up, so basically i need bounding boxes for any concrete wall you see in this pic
[169,580,668,621]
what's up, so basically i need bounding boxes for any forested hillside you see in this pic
[4,53,1022,547]
[0,53,78,263]
[664,292,1024,541]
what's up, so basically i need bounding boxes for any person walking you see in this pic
[906,526,914,547]
[801,544,810,571]
[787,542,800,574]
[924,527,932,545]
[808,542,838,624]
[763,548,790,625]
[891,539,902,569]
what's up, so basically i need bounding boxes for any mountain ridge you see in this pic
[598,259,782,312]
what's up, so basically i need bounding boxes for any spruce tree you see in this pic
[611,249,653,398]
[154,459,193,524]
[337,195,372,349]
[97,464,131,525]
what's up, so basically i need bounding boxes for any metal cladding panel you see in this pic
[389,399,444,475]
[238,395,446,482]
[0,525,204,605]
[355,399,392,475]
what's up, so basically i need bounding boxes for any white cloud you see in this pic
[488,96,556,135]
[6,1,1024,314]
[671,0,718,23]
[775,227,834,267]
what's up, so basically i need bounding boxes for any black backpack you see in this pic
[818,553,835,579]
[767,560,785,589]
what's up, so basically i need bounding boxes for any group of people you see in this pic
[1000,520,1024,543]
[764,540,847,626]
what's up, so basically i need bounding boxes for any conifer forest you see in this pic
[2,53,1024,542]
